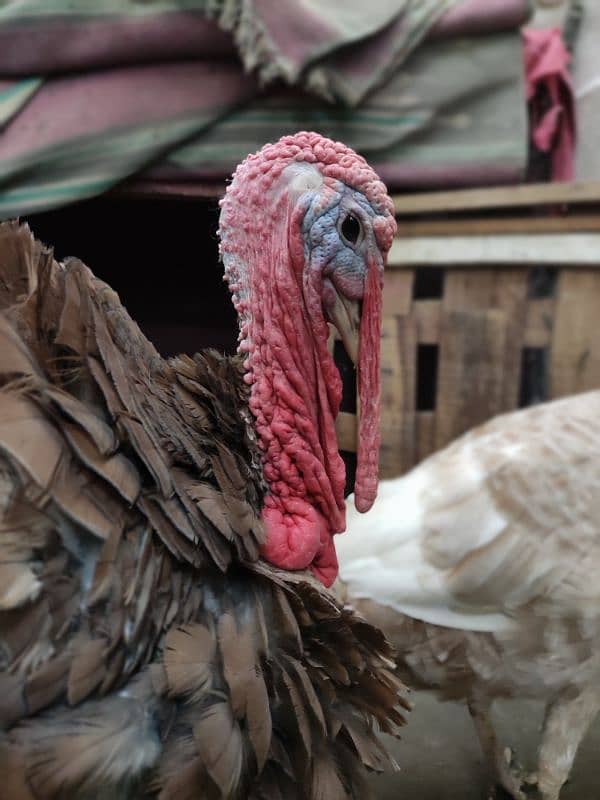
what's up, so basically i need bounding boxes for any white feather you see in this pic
[338,390,600,634]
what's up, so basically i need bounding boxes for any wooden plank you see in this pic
[393,181,600,215]
[524,298,555,347]
[383,270,414,316]
[335,411,357,453]
[491,269,528,409]
[442,268,528,408]
[414,300,441,344]
[435,309,508,449]
[388,233,600,267]
[437,269,492,447]
[379,315,416,478]
[443,269,496,310]
[441,268,527,412]
[416,411,436,463]
[397,215,600,238]
[550,271,600,397]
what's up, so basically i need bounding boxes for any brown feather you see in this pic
[279,664,312,756]
[187,482,235,542]
[49,455,125,542]
[54,267,87,355]
[282,654,326,734]
[87,524,122,606]
[60,422,140,505]
[217,612,254,717]
[0,392,64,490]
[244,664,272,773]
[25,652,71,717]
[0,315,42,378]
[44,386,117,455]
[11,688,160,798]
[154,734,207,800]
[309,751,348,800]
[163,624,215,703]
[0,563,40,610]
[193,701,244,798]
[0,742,36,800]
[90,302,173,497]
[272,586,303,654]
[0,671,26,727]
[67,637,108,705]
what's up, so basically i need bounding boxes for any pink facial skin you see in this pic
[219,132,396,586]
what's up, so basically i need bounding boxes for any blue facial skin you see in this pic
[301,182,380,300]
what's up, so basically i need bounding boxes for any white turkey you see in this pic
[338,390,600,800]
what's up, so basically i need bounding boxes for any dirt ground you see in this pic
[369,690,600,799]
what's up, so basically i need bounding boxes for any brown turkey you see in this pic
[0,132,407,800]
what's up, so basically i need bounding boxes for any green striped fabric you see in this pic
[0,1,211,19]
[0,1,530,218]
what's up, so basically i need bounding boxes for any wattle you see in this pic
[260,499,340,587]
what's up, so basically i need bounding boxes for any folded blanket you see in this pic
[151,32,527,189]
[0,0,532,218]
[209,0,458,105]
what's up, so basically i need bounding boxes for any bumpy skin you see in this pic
[219,133,396,585]
[0,185,406,795]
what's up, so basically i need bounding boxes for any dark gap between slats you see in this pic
[413,267,445,299]
[416,344,439,411]
[334,339,357,413]
[519,347,549,407]
[340,451,357,498]
[527,266,558,299]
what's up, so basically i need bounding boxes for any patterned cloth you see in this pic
[0,0,531,218]
[524,27,576,182]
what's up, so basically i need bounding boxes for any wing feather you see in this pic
[0,221,407,798]
[340,391,600,631]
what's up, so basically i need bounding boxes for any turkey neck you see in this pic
[221,204,346,588]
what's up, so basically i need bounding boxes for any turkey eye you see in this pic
[340,213,361,246]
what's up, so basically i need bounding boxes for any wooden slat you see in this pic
[393,181,600,215]
[397,215,600,237]
[443,269,496,310]
[388,233,600,267]
[491,269,528,409]
[435,309,508,450]
[383,270,414,316]
[441,268,527,411]
[379,315,416,478]
[414,300,440,343]
[550,271,600,396]
[524,298,555,347]
[416,411,436,463]
[335,412,357,452]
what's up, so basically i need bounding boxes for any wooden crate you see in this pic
[336,182,600,479]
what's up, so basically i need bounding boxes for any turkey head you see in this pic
[218,132,396,587]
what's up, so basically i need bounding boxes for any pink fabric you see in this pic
[523,27,576,182]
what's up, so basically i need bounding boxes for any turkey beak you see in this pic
[328,290,360,367]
